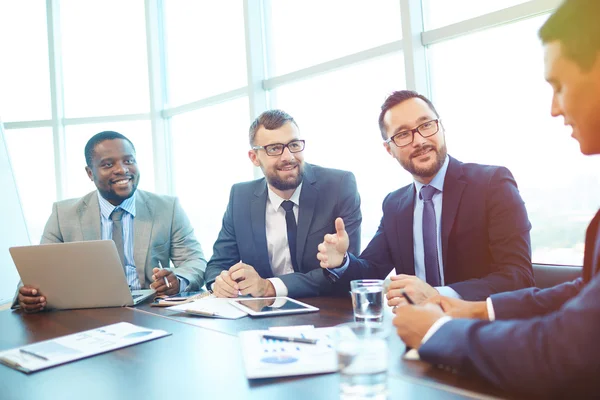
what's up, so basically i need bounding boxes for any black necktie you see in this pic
[110,208,126,268]
[421,185,441,286]
[281,200,299,272]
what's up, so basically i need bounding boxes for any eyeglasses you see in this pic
[385,119,440,147]
[252,139,306,156]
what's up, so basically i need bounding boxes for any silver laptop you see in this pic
[9,240,155,309]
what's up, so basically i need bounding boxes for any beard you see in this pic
[264,161,304,191]
[400,143,447,179]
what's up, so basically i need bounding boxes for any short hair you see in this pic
[378,90,440,141]
[539,0,600,71]
[84,131,135,168]
[248,109,298,146]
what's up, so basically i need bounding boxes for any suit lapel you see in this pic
[395,185,416,275]
[296,164,317,272]
[441,157,466,270]
[251,181,271,277]
[583,209,600,282]
[134,191,153,287]
[79,192,101,241]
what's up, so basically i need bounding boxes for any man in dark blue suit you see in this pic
[317,91,534,303]
[392,0,600,397]
[205,110,361,298]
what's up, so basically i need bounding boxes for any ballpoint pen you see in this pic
[401,291,415,305]
[262,335,318,345]
[19,348,49,361]
[157,260,171,288]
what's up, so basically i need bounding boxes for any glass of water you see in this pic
[350,279,384,323]
[335,322,389,399]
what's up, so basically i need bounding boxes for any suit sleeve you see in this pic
[449,167,534,299]
[168,198,207,290]
[40,202,64,244]
[278,171,362,297]
[418,276,595,397]
[204,186,240,289]
[12,202,63,308]
[490,277,584,319]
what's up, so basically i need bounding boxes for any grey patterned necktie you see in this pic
[421,185,441,286]
[110,208,126,268]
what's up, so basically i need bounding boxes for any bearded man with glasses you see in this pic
[205,109,362,298]
[318,90,534,304]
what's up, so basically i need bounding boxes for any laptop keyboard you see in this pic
[132,294,143,299]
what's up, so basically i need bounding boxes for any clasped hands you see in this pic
[212,262,275,298]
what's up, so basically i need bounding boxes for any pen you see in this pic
[158,260,171,289]
[401,291,415,305]
[262,335,318,345]
[19,348,49,361]
[184,309,220,317]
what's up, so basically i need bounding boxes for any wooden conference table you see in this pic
[0,297,510,400]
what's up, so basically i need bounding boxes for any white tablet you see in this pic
[229,297,319,317]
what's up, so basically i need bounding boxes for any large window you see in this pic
[428,15,596,264]
[164,1,247,107]
[0,0,585,276]
[60,0,149,117]
[4,128,56,243]
[423,0,530,29]
[0,1,51,122]
[268,0,402,76]
[170,97,253,259]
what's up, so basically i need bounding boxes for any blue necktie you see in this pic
[421,185,441,286]
[281,200,299,273]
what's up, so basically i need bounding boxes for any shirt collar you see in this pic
[413,155,450,196]
[267,182,303,212]
[97,191,137,219]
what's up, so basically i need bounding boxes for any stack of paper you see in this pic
[166,296,247,319]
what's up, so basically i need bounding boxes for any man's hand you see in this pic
[229,263,275,297]
[392,304,445,349]
[151,268,180,296]
[387,275,438,306]
[18,286,46,313]
[212,269,240,298]
[317,217,349,269]
[427,295,489,320]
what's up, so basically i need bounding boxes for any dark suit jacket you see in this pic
[340,156,534,300]
[205,163,362,298]
[419,210,600,398]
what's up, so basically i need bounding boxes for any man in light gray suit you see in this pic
[15,131,206,312]
[205,110,362,298]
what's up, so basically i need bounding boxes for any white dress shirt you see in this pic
[264,183,303,296]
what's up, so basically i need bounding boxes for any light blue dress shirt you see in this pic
[97,192,187,292]
[97,192,141,290]
[412,156,460,298]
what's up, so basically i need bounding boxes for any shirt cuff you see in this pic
[323,253,350,283]
[421,315,452,345]
[434,286,462,299]
[176,276,189,293]
[486,297,495,321]
[267,277,288,297]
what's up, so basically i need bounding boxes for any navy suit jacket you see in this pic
[340,156,534,300]
[420,210,600,398]
[205,163,362,297]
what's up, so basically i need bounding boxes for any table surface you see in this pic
[0,296,510,400]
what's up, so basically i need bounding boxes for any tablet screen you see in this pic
[234,298,310,313]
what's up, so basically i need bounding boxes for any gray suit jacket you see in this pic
[205,163,362,298]
[12,189,206,307]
